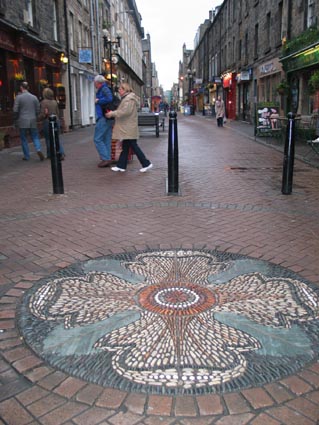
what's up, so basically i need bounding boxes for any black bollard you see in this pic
[167,111,179,195]
[281,112,295,195]
[49,114,64,194]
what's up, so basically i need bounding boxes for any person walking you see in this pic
[215,95,225,127]
[105,83,152,173]
[13,81,45,161]
[94,74,114,168]
[39,88,65,160]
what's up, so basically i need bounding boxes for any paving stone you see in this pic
[174,396,197,417]
[267,406,315,425]
[24,366,53,383]
[36,401,87,425]
[53,377,87,398]
[214,413,255,424]
[13,355,43,373]
[37,371,68,390]
[0,398,34,425]
[196,394,224,416]
[264,383,294,404]
[72,407,112,424]
[124,392,147,415]
[75,384,104,406]
[147,395,173,416]
[95,388,126,409]
[16,386,49,406]
[280,376,313,395]
[223,393,251,414]
[27,393,66,417]
[286,397,319,422]
[250,413,282,424]
[107,410,143,425]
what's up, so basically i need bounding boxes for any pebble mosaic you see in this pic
[18,249,319,395]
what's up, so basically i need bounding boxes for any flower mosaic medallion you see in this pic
[19,249,319,395]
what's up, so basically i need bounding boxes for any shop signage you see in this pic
[259,62,277,75]
[211,76,222,84]
[79,49,92,64]
[0,29,15,51]
[282,47,319,72]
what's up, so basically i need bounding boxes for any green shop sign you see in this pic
[282,46,319,72]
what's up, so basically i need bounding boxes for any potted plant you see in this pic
[276,80,290,95]
[309,70,319,94]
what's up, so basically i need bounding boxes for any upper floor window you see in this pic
[254,23,259,59]
[306,0,316,28]
[24,0,34,26]
[53,0,58,41]
[69,12,75,51]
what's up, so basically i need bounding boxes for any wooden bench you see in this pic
[138,113,160,137]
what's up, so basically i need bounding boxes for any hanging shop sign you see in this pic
[79,48,92,64]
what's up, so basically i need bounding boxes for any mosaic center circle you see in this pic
[18,249,319,395]
[138,282,216,316]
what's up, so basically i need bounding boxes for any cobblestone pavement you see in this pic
[0,114,318,424]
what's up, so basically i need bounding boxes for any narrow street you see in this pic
[0,113,318,424]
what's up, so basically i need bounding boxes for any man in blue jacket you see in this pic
[94,75,113,167]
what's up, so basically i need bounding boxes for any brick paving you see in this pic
[0,113,318,424]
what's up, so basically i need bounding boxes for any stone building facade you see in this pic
[181,0,319,124]
[0,0,148,147]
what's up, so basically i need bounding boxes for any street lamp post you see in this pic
[102,30,121,91]
[187,69,196,115]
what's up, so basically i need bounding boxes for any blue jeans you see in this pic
[94,117,112,160]
[19,128,42,160]
[43,120,65,157]
[117,139,151,170]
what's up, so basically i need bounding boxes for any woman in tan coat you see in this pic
[105,83,152,172]
[39,88,65,159]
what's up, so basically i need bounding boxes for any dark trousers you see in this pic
[117,139,151,170]
[217,117,223,127]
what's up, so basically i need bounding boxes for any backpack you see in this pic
[101,87,121,113]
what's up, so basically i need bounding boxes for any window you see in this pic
[69,12,74,51]
[266,13,271,50]
[53,1,58,41]
[244,32,248,65]
[25,0,34,26]
[78,21,82,51]
[306,0,316,28]
[277,2,283,46]
[254,24,259,59]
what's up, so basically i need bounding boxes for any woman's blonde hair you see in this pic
[43,88,54,100]
[119,82,133,93]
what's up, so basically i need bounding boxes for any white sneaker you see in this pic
[111,166,126,172]
[140,163,153,173]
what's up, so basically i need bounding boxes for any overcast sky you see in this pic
[136,0,221,91]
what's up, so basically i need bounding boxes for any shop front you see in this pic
[222,72,237,120]
[280,42,319,116]
[236,69,253,122]
[255,58,283,115]
[0,26,63,145]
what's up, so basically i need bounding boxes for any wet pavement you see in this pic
[0,113,319,424]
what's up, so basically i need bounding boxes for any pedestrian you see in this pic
[105,83,153,173]
[215,95,225,127]
[13,81,45,161]
[39,88,65,160]
[94,74,114,168]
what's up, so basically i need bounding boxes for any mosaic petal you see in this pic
[214,272,319,328]
[30,272,143,328]
[124,250,229,285]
